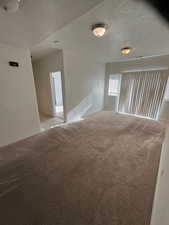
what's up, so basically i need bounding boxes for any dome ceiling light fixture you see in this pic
[121,47,133,55]
[0,0,22,13]
[92,23,107,37]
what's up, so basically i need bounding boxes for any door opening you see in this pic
[50,71,64,121]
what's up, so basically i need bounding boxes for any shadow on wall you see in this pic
[67,93,97,121]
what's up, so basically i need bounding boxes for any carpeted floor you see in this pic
[0,112,166,225]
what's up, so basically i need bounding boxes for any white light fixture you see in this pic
[0,0,21,13]
[121,47,132,55]
[92,23,106,37]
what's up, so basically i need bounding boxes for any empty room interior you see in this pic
[0,0,169,225]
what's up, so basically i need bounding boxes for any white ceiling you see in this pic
[31,0,169,62]
[1,0,169,62]
[0,0,103,47]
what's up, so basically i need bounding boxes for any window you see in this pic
[108,74,121,96]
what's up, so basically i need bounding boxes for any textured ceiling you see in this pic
[0,0,104,47]
[1,0,169,62]
[32,0,169,62]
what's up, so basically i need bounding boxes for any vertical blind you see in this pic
[118,70,168,119]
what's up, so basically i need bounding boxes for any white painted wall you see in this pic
[32,50,64,117]
[104,55,169,110]
[0,44,40,147]
[150,127,169,225]
[63,51,105,121]
[33,50,105,122]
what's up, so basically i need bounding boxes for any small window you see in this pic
[108,74,121,96]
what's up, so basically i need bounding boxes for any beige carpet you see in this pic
[0,112,166,225]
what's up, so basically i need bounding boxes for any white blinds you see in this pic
[118,70,168,119]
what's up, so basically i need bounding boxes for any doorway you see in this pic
[50,71,64,121]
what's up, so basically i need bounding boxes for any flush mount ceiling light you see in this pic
[0,0,21,13]
[121,47,132,55]
[92,23,107,37]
